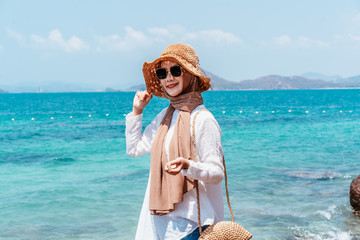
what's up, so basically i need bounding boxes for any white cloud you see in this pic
[31,29,89,53]
[147,25,186,43]
[184,30,242,45]
[95,27,149,51]
[31,35,46,45]
[6,28,26,46]
[148,26,242,45]
[95,25,242,52]
[335,11,360,45]
[274,35,292,46]
[7,25,243,53]
[349,34,360,41]
[297,37,329,48]
[148,27,171,37]
[333,33,360,47]
[273,35,329,48]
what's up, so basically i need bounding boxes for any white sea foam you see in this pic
[287,171,341,180]
[293,226,353,240]
[316,205,337,220]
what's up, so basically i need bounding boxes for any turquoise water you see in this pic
[1,90,360,240]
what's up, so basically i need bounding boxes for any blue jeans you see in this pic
[181,225,210,240]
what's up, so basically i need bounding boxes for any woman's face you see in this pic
[159,61,190,97]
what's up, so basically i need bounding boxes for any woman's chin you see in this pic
[165,88,182,97]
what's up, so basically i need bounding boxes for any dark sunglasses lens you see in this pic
[170,66,182,77]
[156,68,167,79]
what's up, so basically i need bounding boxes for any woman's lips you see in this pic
[167,83,178,89]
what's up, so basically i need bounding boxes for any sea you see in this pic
[1,89,360,240]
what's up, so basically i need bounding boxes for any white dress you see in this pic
[126,105,224,240]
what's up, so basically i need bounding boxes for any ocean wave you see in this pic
[286,171,341,180]
[292,227,355,240]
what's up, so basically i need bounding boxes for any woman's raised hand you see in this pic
[132,90,152,116]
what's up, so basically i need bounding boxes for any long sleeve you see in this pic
[182,110,224,184]
[126,108,167,157]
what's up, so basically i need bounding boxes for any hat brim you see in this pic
[143,55,211,98]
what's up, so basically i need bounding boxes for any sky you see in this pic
[0,0,360,91]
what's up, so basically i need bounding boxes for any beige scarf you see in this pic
[149,74,203,215]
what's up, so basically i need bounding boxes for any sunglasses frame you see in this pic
[156,65,182,80]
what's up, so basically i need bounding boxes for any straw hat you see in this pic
[142,43,211,98]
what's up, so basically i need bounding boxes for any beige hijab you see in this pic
[149,71,203,215]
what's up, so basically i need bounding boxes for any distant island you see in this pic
[1,72,359,93]
[127,71,360,91]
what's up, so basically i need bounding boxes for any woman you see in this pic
[126,43,224,240]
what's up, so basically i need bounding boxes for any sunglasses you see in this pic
[156,66,182,80]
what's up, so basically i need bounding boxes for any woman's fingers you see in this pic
[165,164,182,175]
[143,91,152,102]
[134,91,152,106]
[136,91,152,102]
[165,158,186,175]
[140,91,146,100]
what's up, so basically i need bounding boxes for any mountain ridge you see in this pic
[126,71,360,91]
[1,72,359,93]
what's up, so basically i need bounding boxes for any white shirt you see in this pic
[126,105,224,240]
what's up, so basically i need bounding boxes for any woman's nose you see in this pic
[164,71,174,81]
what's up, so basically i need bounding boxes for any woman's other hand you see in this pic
[132,91,152,116]
[164,157,190,175]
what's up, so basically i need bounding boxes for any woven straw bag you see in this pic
[192,110,252,240]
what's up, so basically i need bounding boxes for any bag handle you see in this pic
[192,109,235,234]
